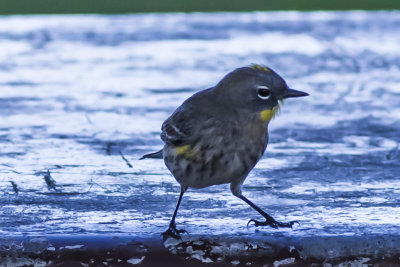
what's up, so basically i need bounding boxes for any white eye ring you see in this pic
[257,86,271,100]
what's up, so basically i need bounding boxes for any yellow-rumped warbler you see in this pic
[141,64,308,237]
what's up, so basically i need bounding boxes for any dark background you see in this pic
[0,0,399,15]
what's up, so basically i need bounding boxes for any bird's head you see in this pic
[214,64,309,122]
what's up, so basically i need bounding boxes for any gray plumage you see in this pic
[140,149,163,159]
[143,64,309,237]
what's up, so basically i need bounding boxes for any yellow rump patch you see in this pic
[260,105,280,122]
[176,145,196,158]
[250,64,270,72]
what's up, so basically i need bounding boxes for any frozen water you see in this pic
[0,11,400,260]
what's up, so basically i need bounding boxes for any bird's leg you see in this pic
[238,195,298,229]
[163,187,187,238]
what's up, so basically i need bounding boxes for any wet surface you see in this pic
[1,11,400,264]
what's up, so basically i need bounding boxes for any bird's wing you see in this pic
[161,105,197,146]
[161,88,215,146]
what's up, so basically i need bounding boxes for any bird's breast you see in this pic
[163,115,268,189]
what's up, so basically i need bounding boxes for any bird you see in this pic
[141,64,309,237]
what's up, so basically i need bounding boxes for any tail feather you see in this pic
[140,149,163,160]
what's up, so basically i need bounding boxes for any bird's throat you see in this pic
[260,105,280,122]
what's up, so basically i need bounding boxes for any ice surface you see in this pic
[0,11,400,264]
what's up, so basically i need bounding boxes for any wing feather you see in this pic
[161,106,193,145]
[161,88,214,146]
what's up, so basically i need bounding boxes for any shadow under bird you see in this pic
[141,64,309,237]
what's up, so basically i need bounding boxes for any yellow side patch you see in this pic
[176,145,196,158]
[251,64,270,72]
[260,106,280,122]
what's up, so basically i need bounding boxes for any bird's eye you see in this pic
[257,86,271,100]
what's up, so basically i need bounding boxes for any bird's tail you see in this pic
[139,149,163,160]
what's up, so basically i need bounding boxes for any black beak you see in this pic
[283,88,309,98]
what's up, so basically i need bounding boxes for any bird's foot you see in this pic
[247,218,299,229]
[162,223,187,239]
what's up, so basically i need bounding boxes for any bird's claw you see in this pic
[247,218,299,229]
[162,225,187,239]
